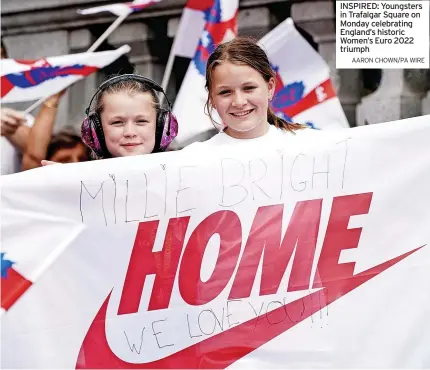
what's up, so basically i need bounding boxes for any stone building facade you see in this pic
[2,0,429,131]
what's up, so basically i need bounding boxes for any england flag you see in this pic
[78,0,163,17]
[260,18,349,130]
[1,45,130,103]
[170,0,239,149]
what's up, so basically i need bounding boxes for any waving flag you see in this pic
[1,207,85,315]
[170,0,238,149]
[0,45,130,103]
[1,252,32,313]
[261,18,349,130]
[78,0,163,17]
[171,0,215,59]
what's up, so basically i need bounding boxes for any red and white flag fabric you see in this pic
[78,0,163,17]
[0,45,130,103]
[261,18,349,130]
[171,0,215,59]
[1,207,85,316]
[170,0,238,149]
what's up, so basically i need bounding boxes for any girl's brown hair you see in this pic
[204,36,306,133]
[94,77,160,115]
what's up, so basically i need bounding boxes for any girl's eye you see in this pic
[137,120,148,124]
[111,121,122,125]
[244,86,256,91]
[219,90,230,95]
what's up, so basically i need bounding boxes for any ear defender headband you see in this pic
[81,74,178,158]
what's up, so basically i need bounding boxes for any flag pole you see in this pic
[24,12,130,114]
[23,97,49,115]
[87,12,129,53]
[159,41,177,105]
[159,11,187,105]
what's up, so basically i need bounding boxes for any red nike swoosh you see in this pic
[76,245,424,369]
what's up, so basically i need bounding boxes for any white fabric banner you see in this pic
[1,116,430,368]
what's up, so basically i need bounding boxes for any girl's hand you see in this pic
[41,160,61,166]
[1,107,26,135]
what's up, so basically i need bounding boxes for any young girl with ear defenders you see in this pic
[42,74,178,165]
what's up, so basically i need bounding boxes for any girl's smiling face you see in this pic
[210,61,275,139]
[100,91,157,157]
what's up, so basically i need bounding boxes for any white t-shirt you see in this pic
[185,124,324,150]
[1,114,34,176]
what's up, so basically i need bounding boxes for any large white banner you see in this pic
[1,116,430,368]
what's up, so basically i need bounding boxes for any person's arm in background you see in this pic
[21,91,65,171]
[1,107,31,152]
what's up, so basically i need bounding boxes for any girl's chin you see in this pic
[226,120,260,133]
[117,147,152,156]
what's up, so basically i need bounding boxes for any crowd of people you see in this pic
[1,36,321,174]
